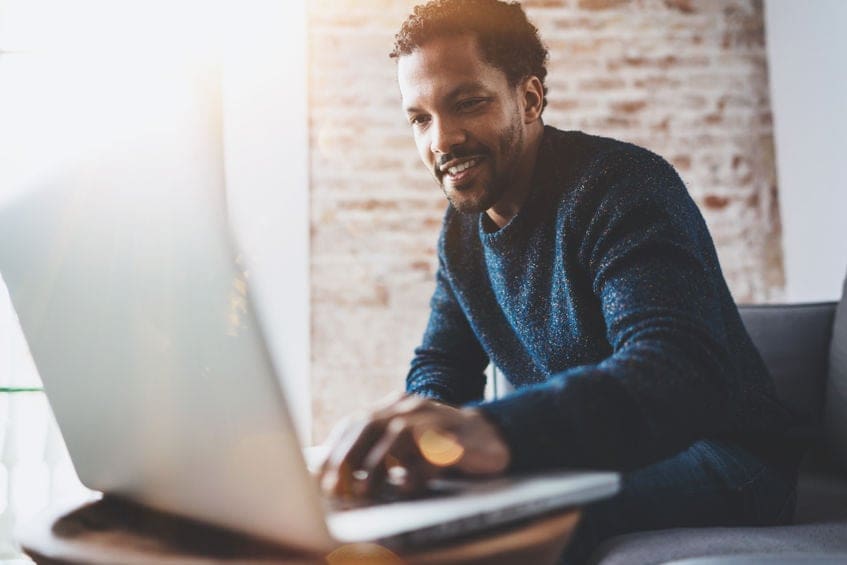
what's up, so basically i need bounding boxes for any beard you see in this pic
[434,115,525,215]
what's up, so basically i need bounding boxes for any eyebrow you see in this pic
[404,82,490,114]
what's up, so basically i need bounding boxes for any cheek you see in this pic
[415,136,432,165]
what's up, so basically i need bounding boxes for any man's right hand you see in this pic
[318,394,511,500]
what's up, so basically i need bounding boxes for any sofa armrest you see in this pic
[738,302,836,431]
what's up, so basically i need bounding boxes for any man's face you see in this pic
[397,34,527,214]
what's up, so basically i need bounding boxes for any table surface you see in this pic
[18,493,581,565]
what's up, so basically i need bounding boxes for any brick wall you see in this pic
[308,0,784,442]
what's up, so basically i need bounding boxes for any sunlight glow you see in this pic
[0,0,223,54]
[326,543,403,565]
[415,428,465,468]
[0,1,237,211]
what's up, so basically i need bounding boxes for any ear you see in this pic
[520,76,544,124]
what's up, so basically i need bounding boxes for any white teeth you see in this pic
[447,159,478,175]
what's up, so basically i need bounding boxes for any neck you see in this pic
[485,121,544,229]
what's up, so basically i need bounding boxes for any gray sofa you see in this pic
[592,274,847,564]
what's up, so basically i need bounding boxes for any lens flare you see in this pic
[415,428,464,467]
[326,543,403,565]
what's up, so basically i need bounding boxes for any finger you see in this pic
[397,425,445,497]
[320,417,371,495]
[372,393,424,420]
[378,419,440,497]
[319,414,361,477]
[370,390,407,412]
[324,417,391,497]
[391,443,434,498]
[319,396,425,494]
[356,417,415,498]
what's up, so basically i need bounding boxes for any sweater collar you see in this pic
[478,125,559,248]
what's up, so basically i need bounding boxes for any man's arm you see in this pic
[320,245,497,497]
[477,150,742,472]
[405,256,490,405]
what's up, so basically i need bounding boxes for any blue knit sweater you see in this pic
[406,126,791,472]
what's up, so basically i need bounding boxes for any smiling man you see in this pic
[402,31,542,225]
[320,0,799,561]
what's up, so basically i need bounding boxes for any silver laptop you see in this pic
[0,142,618,556]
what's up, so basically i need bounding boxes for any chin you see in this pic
[448,200,486,214]
[444,184,498,215]
[446,193,490,214]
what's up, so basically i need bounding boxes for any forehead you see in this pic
[397,34,510,109]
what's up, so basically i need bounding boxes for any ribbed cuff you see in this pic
[475,384,577,473]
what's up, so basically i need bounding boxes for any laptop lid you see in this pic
[0,74,334,554]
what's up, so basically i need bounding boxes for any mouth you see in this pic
[440,156,485,188]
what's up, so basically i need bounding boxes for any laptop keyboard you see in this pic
[325,479,465,512]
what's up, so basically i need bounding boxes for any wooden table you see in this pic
[18,494,581,565]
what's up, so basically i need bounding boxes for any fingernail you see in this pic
[352,469,369,496]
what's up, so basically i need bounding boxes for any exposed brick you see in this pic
[578,0,629,10]
[578,77,626,91]
[703,113,724,125]
[664,0,696,14]
[551,16,617,32]
[632,75,682,89]
[337,199,401,212]
[523,0,568,7]
[703,195,731,210]
[671,154,692,171]
[607,54,711,71]
[610,100,648,113]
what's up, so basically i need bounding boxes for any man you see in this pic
[320,0,798,561]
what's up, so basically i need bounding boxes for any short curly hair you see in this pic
[390,0,549,112]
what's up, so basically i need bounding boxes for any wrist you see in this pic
[464,407,511,473]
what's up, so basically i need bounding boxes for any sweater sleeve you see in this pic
[477,150,739,472]
[405,254,490,406]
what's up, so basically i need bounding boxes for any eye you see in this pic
[457,98,487,112]
[409,114,431,127]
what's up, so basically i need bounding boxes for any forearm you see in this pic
[407,255,490,405]
[406,347,488,406]
[477,333,733,472]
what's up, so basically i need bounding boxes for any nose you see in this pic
[429,117,466,156]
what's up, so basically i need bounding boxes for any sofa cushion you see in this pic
[664,553,847,564]
[590,521,847,565]
[824,273,847,470]
[794,446,847,524]
[739,303,836,429]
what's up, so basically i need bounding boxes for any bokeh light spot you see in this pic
[415,428,464,467]
[326,542,403,564]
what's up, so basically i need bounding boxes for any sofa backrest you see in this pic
[824,275,847,469]
[738,302,836,433]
